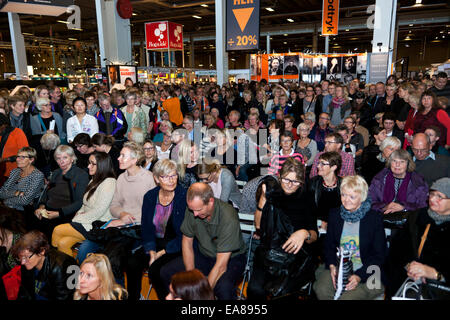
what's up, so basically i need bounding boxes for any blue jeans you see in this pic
[76,239,101,264]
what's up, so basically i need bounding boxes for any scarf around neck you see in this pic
[340,197,372,223]
[383,170,411,204]
[428,208,450,225]
[331,97,346,109]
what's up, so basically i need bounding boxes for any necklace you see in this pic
[322,178,337,189]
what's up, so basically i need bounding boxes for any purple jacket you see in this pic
[369,168,429,213]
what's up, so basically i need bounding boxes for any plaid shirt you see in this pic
[309,150,355,178]
[268,150,304,176]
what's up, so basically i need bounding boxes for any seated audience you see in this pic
[142,139,158,171]
[268,131,304,175]
[91,133,122,176]
[176,139,199,189]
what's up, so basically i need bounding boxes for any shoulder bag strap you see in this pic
[37,113,47,132]
[418,223,431,258]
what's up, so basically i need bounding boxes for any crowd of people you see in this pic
[0,71,449,301]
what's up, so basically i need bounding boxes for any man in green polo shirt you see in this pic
[161,182,247,300]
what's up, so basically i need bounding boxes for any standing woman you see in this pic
[121,92,147,137]
[295,122,318,168]
[66,97,99,143]
[314,175,387,300]
[328,85,352,129]
[91,133,122,176]
[413,90,450,147]
[51,152,116,257]
[298,85,321,124]
[33,145,89,239]
[30,97,66,143]
[74,253,128,300]
[141,159,187,299]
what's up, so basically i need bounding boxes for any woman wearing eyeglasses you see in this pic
[247,157,318,300]
[143,139,158,171]
[141,159,187,300]
[11,230,77,300]
[0,147,44,211]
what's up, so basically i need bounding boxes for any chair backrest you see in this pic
[236,180,246,194]
[238,212,256,233]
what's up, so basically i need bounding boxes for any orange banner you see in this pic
[322,0,340,36]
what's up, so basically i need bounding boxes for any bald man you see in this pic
[160,183,246,300]
[411,133,450,186]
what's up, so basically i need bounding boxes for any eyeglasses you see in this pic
[318,161,330,167]
[160,174,178,181]
[429,191,448,201]
[18,252,35,263]
[16,155,32,160]
[143,147,155,151]
[411,148,429,154]
[319,117,330,121]
[281,177,301,186]
[324,141,338,144]
[88,161,97,166]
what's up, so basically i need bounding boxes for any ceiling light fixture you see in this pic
[201,4,208,7]
[287,18,294,22]
[192,15,202,19]
[57,20,70,24]
[266,8,274,12]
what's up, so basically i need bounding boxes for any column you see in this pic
[325,36,329,54]
[8,13,28,80]
[215,0,228,86]
[266,34,270,54]
[95,0,132,68]
[312,24,318,53]
[189,36,195,68]
[372,0,397,72]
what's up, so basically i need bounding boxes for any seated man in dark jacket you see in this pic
[11,230,77,300]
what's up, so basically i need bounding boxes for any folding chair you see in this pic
[238,212,256,300]
[141,270,153,300]
[236,180,247,193]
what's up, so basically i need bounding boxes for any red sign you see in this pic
[145,22,169,50]
[168,22,183,50]
[145,21,183,50]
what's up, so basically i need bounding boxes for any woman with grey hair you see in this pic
[369,149,428,215]
[35,132,60,179]
[32,144,89,239]
[120,92,147,137]
[30,97,66,142]
[141,159,187,299]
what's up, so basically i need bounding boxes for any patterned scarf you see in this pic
[330,97,346,109]
[340,197,372,223]
[383,171,411,204]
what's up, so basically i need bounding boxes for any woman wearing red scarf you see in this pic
[329,85,351,129]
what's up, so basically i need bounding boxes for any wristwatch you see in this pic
[436,271,443,281]
[306,230,311,241]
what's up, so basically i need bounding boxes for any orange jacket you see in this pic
[1,127,29,177]
[162,97,183,126]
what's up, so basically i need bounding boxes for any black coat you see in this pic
[17,249,76,300]
[324,208,387,284]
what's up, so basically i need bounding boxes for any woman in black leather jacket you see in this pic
[11,230,77,300]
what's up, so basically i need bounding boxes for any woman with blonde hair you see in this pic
[74,253,128,300]
[127,126,145,145]
[176,139,199,189]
